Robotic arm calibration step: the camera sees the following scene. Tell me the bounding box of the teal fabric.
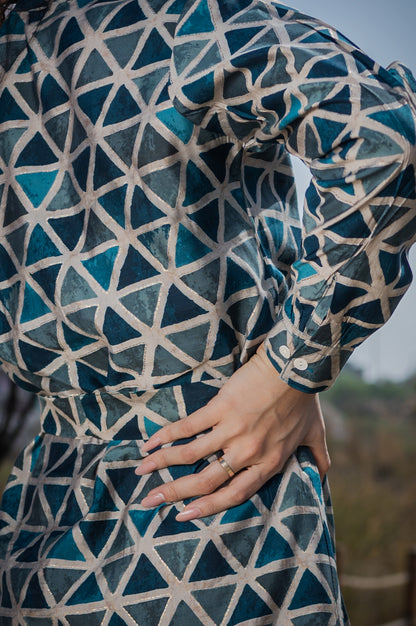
[0,0,415,622]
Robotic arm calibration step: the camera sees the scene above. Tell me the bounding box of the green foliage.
[325,366,416,625]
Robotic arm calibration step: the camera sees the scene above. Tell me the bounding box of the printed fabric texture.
[0,0,415,623]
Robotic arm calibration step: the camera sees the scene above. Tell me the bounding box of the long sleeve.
[169,0,416,392]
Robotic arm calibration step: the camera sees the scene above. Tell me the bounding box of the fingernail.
[176,507,201,522]
[142,437,162,452]
[141,493,165,508]
[135,460,157,475]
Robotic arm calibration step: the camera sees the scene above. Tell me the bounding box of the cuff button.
[294,358,308,371]
[279,345,291,359]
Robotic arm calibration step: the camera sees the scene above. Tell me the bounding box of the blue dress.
[0,0,415,623]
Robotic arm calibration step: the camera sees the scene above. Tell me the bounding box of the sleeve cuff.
[263,315,352,393]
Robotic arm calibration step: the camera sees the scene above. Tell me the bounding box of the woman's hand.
[136,344,330,521]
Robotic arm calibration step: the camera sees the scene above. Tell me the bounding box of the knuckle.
[200,474,220,495]
[241,438,262,462]
[179,419,195,439]
[181,446,198,464]
[163,482,179,503]
[231,487,250,506]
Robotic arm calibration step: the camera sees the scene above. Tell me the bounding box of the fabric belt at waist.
[38,379,224,441]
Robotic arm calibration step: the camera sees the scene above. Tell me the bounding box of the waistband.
[38,379,225,441]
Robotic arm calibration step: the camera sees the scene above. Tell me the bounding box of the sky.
[287,0,416,381]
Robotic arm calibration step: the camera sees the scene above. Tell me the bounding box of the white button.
[294,358,308,371]
[279,345,291,359]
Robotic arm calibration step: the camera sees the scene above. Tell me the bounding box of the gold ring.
[218,456,236,478]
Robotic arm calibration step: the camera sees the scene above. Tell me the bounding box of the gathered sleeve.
[169,0,416,392]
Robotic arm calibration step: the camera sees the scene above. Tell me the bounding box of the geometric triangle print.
[45,110,70,151]
[154,538,200,580]
[228,584,272,626]
[169,600,205,626]
[49,210,85,251]
[46,529,86,562]
[106,523,135,559]
[15,132,58,167]
[32,264,62,304]
[132,28,171,69]
[78,519,117,559]
[81,209,116,253]
[281,513,319,552]
[221,525,263,567]
[180,258,220,305]
[24,320,60,350]
[88,477,118,514]
[118,245,159,289]
[26,224,61,266]
[188,200,219,243]
[183,160,215,207]
[3,186,27,227]
[192,584,236,625]
[151,345,189,376]
[255,527,294,568]
[62,323,96,350]
[288,569,331,610]
[132,67,169,105]
[6,223,28,265]
[57,17,84,57]
[103,307,142,344]
[76,49,112,89]
[61,266,97,306]
[16,170,59,208]
[166,322,210,361]
[142,163,181,208]
[21,572,48,609]
[189,540,235,582]
[153,507,199,538]
[93,145,124,190]
[124,597,169,626]
[224,257,256,301]
[105,467,138,505]
[103,85,141,126]
[123,554,169,595]
[256,567,298,609]
[200,142,233,182]
[77,85,112,125]
[279,472,317,512]
[81,246,119,291]
[105,124,139,168]
[46,171,81,211]
[70,114,88,153]
[120,283,161,327]
[67,572,104,605]
[138,123,178,169]
[105,31,145,68]
[104,2,146,33]
[220,499,261,525]
[175,224,211,267]
[97,184,127,227]
[161,284,207,327]
[102,554,133,593]
[21,282,51,322]
[44,567,86,604]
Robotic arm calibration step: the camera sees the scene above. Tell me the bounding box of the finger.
[308,441,331,481]
[175,464,270,521]
[141,401,220,452]
[140,457,235,508]
[135,429,224,475]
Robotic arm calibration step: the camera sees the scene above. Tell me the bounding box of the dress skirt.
[0,378,347,625]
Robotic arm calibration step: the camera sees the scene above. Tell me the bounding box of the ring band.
[218,456,236,478]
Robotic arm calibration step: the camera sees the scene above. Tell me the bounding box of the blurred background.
[1,0,415,624]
